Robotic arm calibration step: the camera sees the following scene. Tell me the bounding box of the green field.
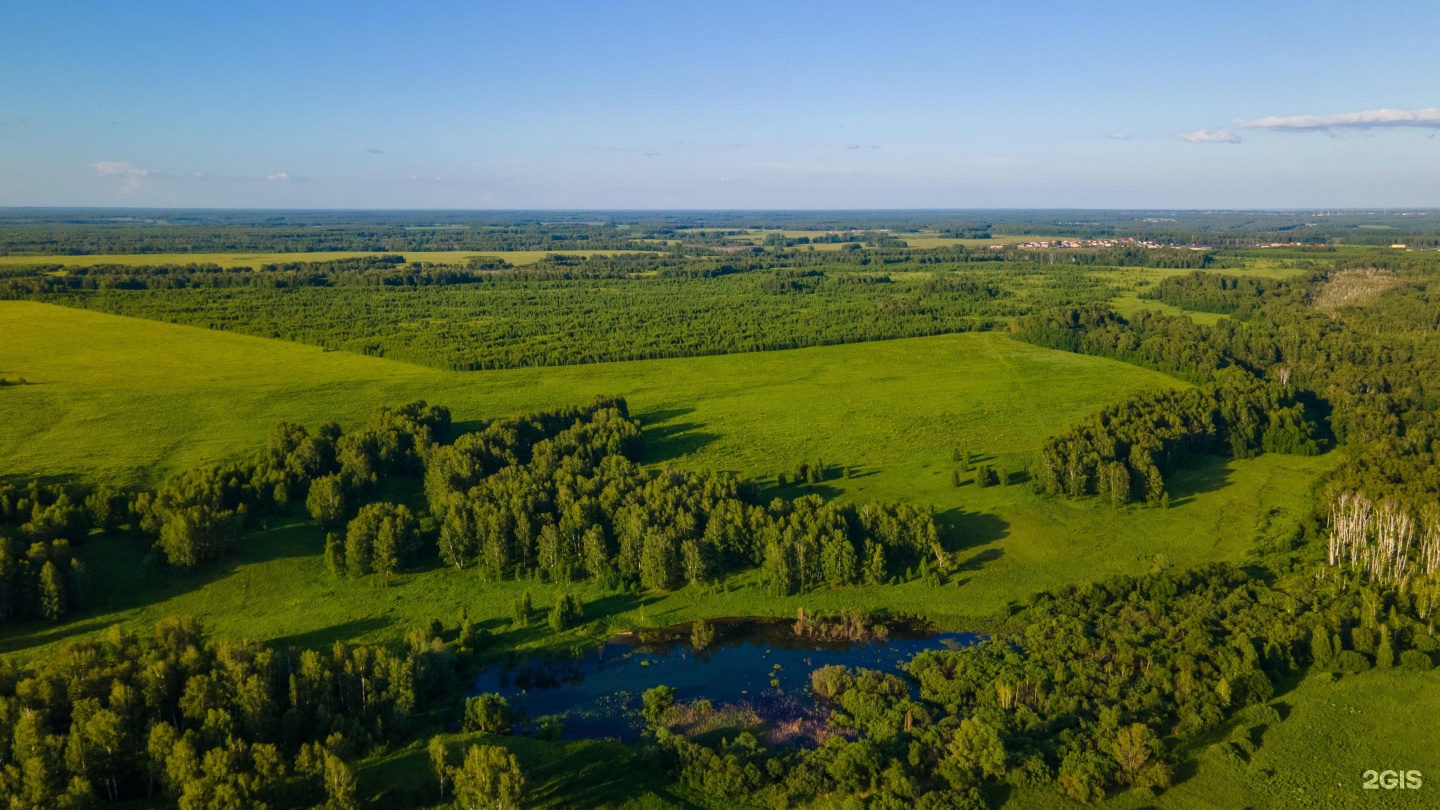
[0,249,635,268]
[0,301,1335,657]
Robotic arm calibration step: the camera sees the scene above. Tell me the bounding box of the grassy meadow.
[0,301,1338,659]
[1001,669,1440,810]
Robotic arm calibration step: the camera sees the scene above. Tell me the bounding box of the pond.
[470,617,983,743]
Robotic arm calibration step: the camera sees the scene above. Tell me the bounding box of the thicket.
[0,615,466,807]
[426,400,943,593]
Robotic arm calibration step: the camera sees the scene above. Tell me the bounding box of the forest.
[4,213,1440,808]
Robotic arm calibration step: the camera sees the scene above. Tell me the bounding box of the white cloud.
[91,161,149,190]
[1236,107,1440,131]
[1174,130,1241,144]
[92,161,148,177]
[267,172,290,181]
[1108,132,1133,140]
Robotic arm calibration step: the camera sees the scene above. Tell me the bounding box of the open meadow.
[2,300,1341,659]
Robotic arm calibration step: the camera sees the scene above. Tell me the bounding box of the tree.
[691,619,715,652]
[306,475,347,528]
[1110,723,1156,783]
[548,592,584,632]
[641,685,676,729]
[321,752,357,810]
[39,560,67,621]
[457,610,478,654]
[428,737,452,802]
[820,534,857,586]
[1376,625,1395,669]
[1311,629,1334,667]
[451,744,524,810]
[640,533,678,591]
[681,539,708,585]
[345,502,418,577]
[940,717,1005,789]
[511,591,532,627]
[463,694,513,734]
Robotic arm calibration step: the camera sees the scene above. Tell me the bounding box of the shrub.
[463,693,513,734]
[1400,649,1434,672]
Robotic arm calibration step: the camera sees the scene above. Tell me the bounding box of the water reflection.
[471,618,982,743]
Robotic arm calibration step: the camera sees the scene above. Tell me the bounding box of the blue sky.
[2,0,1438,209]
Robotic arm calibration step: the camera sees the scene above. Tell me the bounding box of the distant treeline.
[0,221,645,255]
[0,255,520,292]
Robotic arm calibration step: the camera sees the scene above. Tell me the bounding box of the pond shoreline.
[471,613,986,744]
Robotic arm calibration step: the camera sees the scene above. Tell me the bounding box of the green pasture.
[0,302,1336,658]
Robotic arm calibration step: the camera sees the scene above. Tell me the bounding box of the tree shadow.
[1165,454,1237,507]
[450,418,488,435]
[0,616,121,655]
[934,508,1010,553]
[479,590,659,652]
[270,617,395,650]
[638,406,718,464]
[763,481,845,501]
[954,547,1004,572]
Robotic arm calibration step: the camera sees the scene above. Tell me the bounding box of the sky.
[1,0,1438,210]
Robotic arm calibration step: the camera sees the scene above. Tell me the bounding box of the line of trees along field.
[4,252,1136,371]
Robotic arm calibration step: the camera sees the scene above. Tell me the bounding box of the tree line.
[425,400,943,593]
[1033,367,1323,506]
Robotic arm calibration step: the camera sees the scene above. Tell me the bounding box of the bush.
[463,693,513,734]
[548,592,584,632]
[641,685,676,729]
[1335,650,1372,675]
[1400,649,1434,672]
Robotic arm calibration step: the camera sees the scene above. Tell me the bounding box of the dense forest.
[0,252,1134,371]
[14,268,1037,371]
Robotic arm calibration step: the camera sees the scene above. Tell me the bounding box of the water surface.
[471,618,982,742]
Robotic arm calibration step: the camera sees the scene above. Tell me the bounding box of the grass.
[0,302,1338,659]
[1001,669,1440,810]
[0,249,635,268]
[355,732,687,809]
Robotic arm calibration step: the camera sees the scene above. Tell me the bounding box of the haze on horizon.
[2,0,1438,211]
